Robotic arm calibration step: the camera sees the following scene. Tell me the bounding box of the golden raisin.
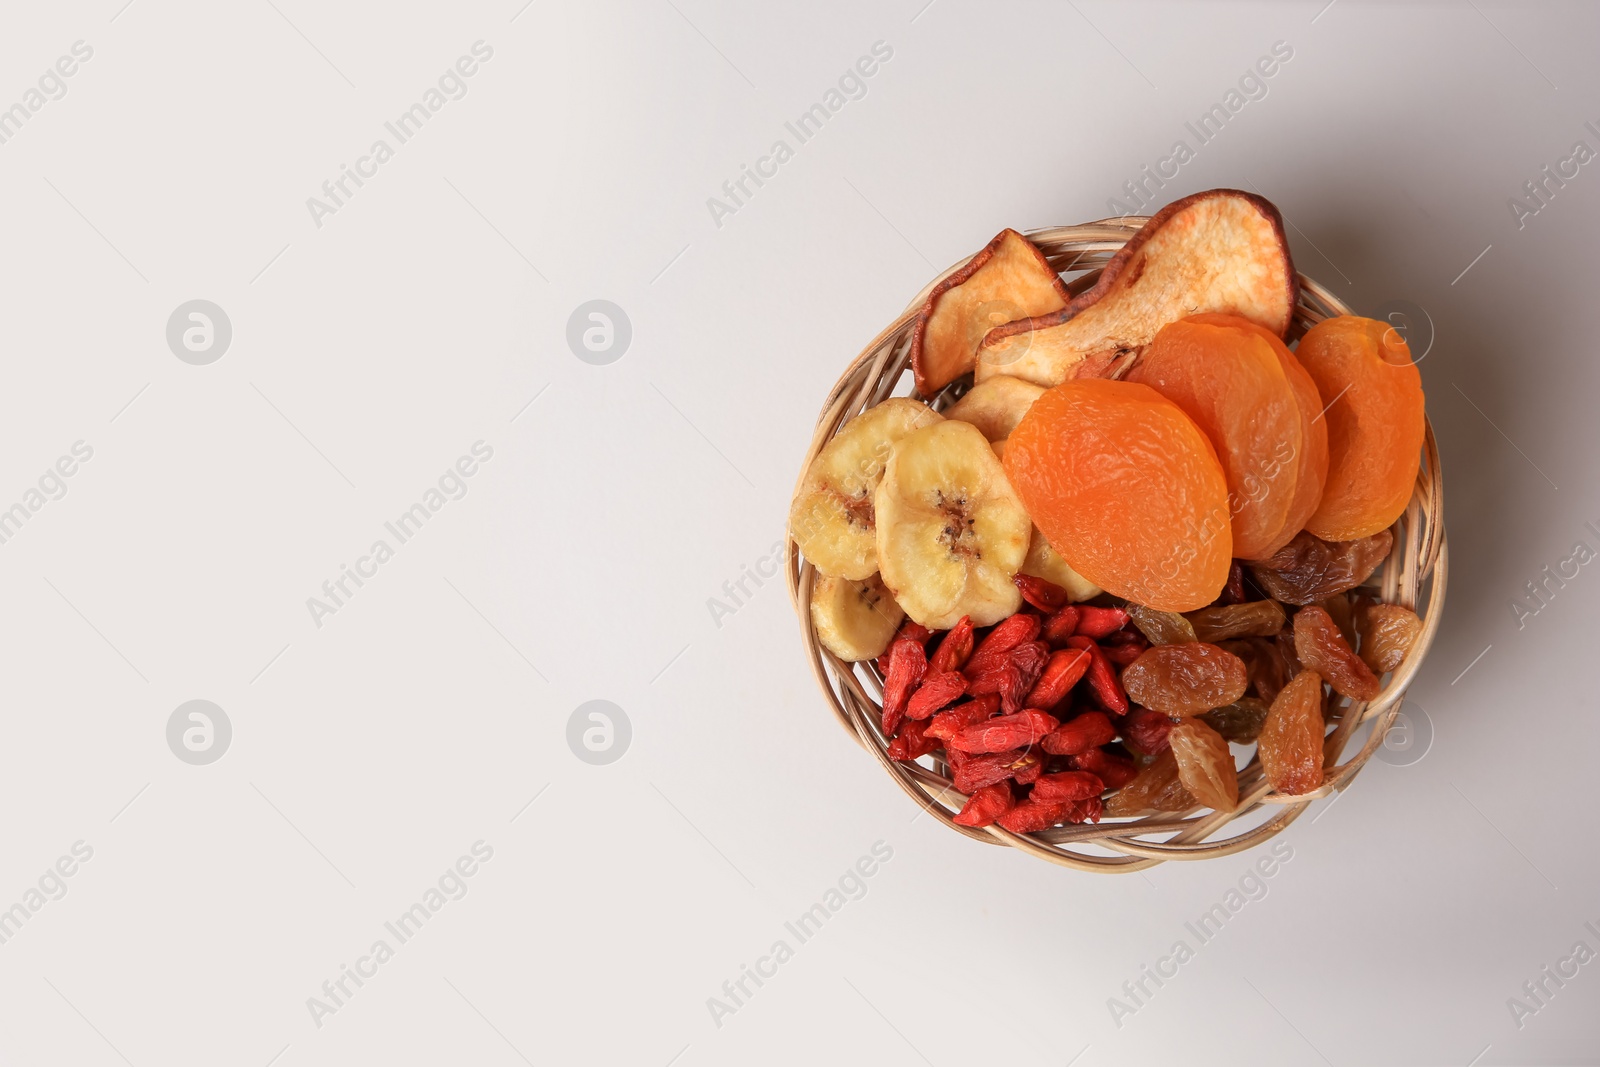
[1121,643,1248,716]
[1259,670,1325,795]
[1104,749,1195,816]
[1199,697,1270,744]
[1185,600,1286,642]
[1357,602,1422,674]
[1168,719,1239,812]
[1249,530,1392,606]
[1294,605,1380,702]
[1127,603,1198,645]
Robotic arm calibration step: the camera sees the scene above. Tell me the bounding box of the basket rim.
[786,219,1447,873]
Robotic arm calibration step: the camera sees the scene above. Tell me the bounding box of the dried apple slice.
[910,229,1070,396]
[976,190,1297,387]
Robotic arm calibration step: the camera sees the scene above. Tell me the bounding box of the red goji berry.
[1041,710,1116,755]
[1025,647,1092,710]
[1069,747,1140,790]
[948,709,1059,754]
[1031,770,1105,803]
[925,695,999,742]
[1011,750,1045,784]
[905,670,968,720]
[1066,637,1128,715]
[1119,707,1174,756]
[1003,640,1051,713]
[886,719,939,761]
[1074,606,1130,640]
[951,781,1015,827]
[996,797,1073,833]
[1041,605,1082,647]
[1061,796,1104,824]
[950,748,1043,792]
[926,616,974,674]
[965,613,1042,677]
[1013,574,1069,612]
[876,621,932,674]
[880,637,927,736]
[1100,641,1144,667]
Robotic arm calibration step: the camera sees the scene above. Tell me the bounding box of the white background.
[0,1,1594,1064]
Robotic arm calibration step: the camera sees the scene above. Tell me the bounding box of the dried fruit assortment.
[794,189,1433,835]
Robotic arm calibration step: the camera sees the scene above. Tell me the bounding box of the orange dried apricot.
[1296,316,1425,541]
[1183,313,1328,556]
[1127,314,1308,560]
[1004,379,1230,612]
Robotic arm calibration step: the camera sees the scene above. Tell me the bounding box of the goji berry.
[927,616,974,674]
[1061,796,1104,824]
[1100,641,1145,667]
[950,748,1027,792]
[925,694,1000,742]
[1041,710,1116,755]
[1066,637,1128,715]
[948,709,1059,754]
[997,797,1073,833]
[1013,574,1069,612]
[877,621,932,674]
[880,637,927,735]
[1119,706,1174,756]
[905,670,968,720]
[1003,640,1051,713]
[965,613,1042,677]
[1041,605,1082,647]
[1031,770,1104,803]
[1074,606,1130,640]
[886,719,939,761]
[951,782,1015,827]
[1025,647,1092,711]
[1011,749,1045,784]
[1069,747,1139,789]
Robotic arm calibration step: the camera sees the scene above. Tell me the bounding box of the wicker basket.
[786,217,1446,873]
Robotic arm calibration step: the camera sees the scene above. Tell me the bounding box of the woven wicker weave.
[786,217,1446,873]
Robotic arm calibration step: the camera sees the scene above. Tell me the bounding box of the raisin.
[1198,697,1270,744]
[1121,643,1248,716]
[1358,602,1422,674]
[1041,710,1116,755]
[1184,600,1286,642]
[1168,719,1239,812]
[1249,529,1392,606]
[952,782,1015,827]
[1104,749,1194,816]
[1031,770,1105,803]
[1294,605,1380,701]
[1259,669,1325,795]
[1220,560,1246,605]
[1118,707,1174,756]
[1127,603,1197,645]
[1322,595,1357,649]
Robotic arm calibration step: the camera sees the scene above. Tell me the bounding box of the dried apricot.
[1259,669,1325,795]
[1004,379,1231,612]
[1293,605,1380,701]
[1357,602,1422,674]
[1296,316,1426,541]
[1121,642,1248,716]
[1169,719,1239,812]
[1184,600,1286,642]
[1127,315,1307,559]
[1104,749,1195,815]
[1249,529,1391,605]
